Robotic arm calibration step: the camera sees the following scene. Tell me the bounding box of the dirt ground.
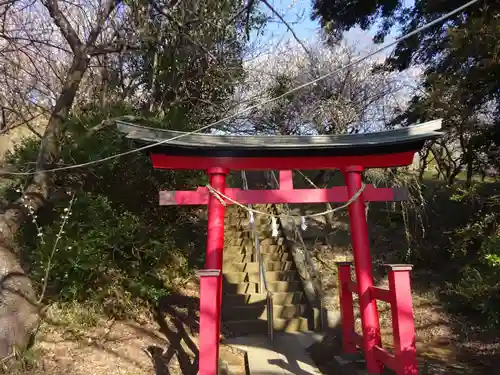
[33,324,244,375]
[10,280,246,375]
[298,207,500,375]
[24,321,245,375]
[8,201,500,375]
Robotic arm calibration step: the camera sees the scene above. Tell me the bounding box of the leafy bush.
[433,182,500,326]
[445,262,500,327]
[5,106,208,318]
[23,191,200,316]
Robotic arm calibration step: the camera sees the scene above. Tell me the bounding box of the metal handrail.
[267,170,326,330]
[241,171,274,340]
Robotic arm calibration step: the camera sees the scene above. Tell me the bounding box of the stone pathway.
[224,332,323,374]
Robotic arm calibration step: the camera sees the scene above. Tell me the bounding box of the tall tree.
[312,0,500,184]
[119,0,259,123]
[0,0,127,360]
[233,39,411,136]
[0,0,259,360]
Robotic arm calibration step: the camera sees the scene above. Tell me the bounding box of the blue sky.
[251,0,416,56]
[235,0,423,135]
[259,0,319,42]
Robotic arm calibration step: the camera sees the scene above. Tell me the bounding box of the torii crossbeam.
[117,119,443,375]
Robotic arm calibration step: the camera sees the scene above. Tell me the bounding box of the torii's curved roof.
[116,119,442,158]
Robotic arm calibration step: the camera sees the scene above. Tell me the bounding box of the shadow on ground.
[148,284,254,375]
[261,171,500,375]
[143,293,200,375]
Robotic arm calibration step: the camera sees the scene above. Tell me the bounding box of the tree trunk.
[0,54,89,360]
[465,141,474,188]
[418,148,430,182]
[448,165,463,186]
[0,209,39,361]
[447,172,456,186]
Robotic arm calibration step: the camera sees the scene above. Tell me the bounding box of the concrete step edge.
[222,303,307,310]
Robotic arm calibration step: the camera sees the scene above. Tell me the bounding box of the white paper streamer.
[300,216,307,231]
[249,210,255,225]
[271,216,279,237]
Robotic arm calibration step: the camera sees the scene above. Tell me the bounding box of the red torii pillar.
[155,162,409,375]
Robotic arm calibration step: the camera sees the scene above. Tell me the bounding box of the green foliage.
[446,185,500,258]
[312,0,495,70]
[5,106,208,318]
[1,0,268,320]
[424,181,500,326]
[370,178,500,326]
[128,0,264,121]
[446,265,500,326]
[313,0,500,182]
[0,6,268,362]
[4,137,40,165]
[312,0,401,44]
[23,191,197,313]
[483,235,500,268]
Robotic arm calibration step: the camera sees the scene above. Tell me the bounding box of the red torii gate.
[117,120,442,375]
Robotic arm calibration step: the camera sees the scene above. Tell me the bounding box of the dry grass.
[6,279,246,375]
[0,120,45,161]
[5,169,499,375]
[296,203,500,374]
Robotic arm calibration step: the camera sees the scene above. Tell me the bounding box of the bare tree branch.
[87,41,140,56]
[260,0,313,61]
[43,0,82,53]
[0,113,42,137]
[85,0,122,47]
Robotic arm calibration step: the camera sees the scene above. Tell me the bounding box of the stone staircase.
[221,204,312,337]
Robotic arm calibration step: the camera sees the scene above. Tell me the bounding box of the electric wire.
[2,0,478,176]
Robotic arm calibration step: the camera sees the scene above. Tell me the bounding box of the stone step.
[226,365,245,375]
[225,225,271,233]
[223,292,305,306]
[223,252,292,264]
[223,317,309,335]
[224,244,253,253]
[272,316,311,332]
[223,270,299,283]
[223,281,301,294]
[228,231,285,240]
[262,237,285,246]
[229,237,285,247]
[227,212,247,218]
[226,220,277,228]
[226,231,251,239]
[225,221,271,229]
[226,218,272,225]
[223,261,295,273]
[222,303,308,320]
[225,244,286,255]
[223,319,268,335]
[228,238,252,247]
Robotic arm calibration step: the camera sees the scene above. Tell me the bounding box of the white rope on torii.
[206,182,366,220]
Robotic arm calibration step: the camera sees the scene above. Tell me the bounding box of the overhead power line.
[3,0,478,176]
